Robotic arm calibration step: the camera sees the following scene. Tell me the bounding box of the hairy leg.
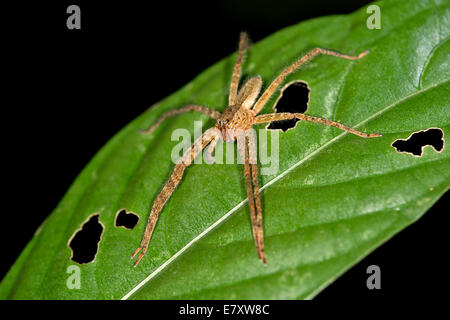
[252,48,369,114]
[205,135,219,164]
[131,127,219,267]
[255,112,381,138]
[229,32,249,106]
[141,105,221,134]
[239,130,266,264]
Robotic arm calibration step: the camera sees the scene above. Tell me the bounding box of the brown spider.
[131,32,381,267]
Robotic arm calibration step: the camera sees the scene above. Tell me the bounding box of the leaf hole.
[267,80,309,132]
[68,214,104,264]
[392,128,444,157]
[115,209,139,230]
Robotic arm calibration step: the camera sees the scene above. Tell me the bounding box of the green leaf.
[1,0,449,299]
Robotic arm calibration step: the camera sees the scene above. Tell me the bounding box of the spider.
[131,32,381,267]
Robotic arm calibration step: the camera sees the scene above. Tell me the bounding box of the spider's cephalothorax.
[132,32,381,267]
[216,76,262,141]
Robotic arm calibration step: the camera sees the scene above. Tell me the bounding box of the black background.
[3,0,448,300]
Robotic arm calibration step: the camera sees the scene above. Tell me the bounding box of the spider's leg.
[238,130,266,264]
[141,105,221,134]
[252,48,369,114]
[248,133,266,263]
[255,113,381,138]
[131,127,219,267]
[205,135,219,164]
[229,32,249,106]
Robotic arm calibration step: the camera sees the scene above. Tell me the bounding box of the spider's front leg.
[131,127,220,267]
[229,32,249,105]
[238,130,266,264]
[141,105,221,134]
[255,113,382,138]
[252,48,369,114]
